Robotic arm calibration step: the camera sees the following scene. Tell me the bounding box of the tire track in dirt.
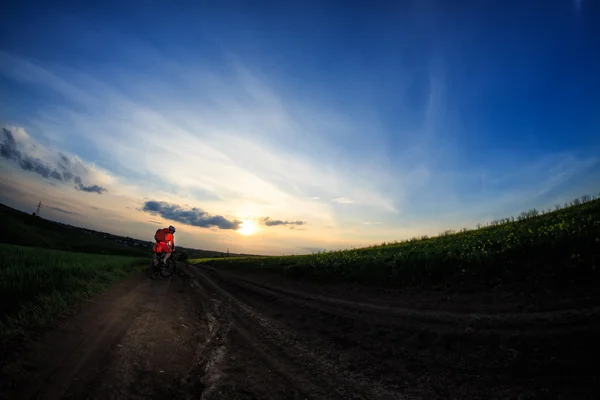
[206,266,600,334]
[185,278,233,399]
[184,265,400,400]
[183,264,600,400]
[0,269,208,400]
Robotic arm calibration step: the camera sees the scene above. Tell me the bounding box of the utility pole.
[34,201,42,217]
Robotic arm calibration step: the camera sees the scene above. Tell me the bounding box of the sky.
[1,0,599,255]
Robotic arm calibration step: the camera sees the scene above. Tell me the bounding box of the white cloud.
[331,197,356,204]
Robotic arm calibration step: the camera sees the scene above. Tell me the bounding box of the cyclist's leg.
[158,242,171,264]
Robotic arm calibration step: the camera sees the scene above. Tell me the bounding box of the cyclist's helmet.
[168,225,176,233]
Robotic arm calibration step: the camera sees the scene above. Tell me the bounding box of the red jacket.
[156,228,175,250]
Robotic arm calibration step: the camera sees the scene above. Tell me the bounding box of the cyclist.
[153,225,176,265]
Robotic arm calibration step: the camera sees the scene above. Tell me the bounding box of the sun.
[238,219,257,235]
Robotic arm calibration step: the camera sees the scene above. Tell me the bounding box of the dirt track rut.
[2,263,599,399]
[0,269,207,399]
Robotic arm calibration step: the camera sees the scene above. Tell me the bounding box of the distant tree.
[581,195,591,203]
[476,223,482,229]
[555,204,561,211]
[572,198,581,206]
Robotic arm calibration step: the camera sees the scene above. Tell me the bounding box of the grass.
[190,196,600,292]
[0,244,147,348]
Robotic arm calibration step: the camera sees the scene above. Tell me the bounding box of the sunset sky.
[1,0,599,255]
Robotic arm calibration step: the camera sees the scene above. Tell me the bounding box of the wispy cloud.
[0,52,402,220]
[331,197,356,204]
[1,126,108,194]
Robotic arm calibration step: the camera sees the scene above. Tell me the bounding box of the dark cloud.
[261,217,306,228]
[142,200,242,230]
[0,128,19,159]
[77,183,107,194]
[1,128,107,194]
[58,153,70,166]
[50,170,62,180]
[74,176,107,194]
[48,206,80,215]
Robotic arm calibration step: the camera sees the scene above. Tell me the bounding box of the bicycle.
[149,250,177,279]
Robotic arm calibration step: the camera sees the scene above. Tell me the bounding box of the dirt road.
[2,263,599,399]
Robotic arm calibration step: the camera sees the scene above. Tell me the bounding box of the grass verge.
[0,244,147,349]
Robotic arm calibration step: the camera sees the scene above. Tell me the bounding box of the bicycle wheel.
[160,258,176,277]
[149,257,160,279]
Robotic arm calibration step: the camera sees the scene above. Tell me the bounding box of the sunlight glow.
[238,219,258,235]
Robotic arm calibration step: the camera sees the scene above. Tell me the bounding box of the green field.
[191,196,600,291]
[0,244,146,347]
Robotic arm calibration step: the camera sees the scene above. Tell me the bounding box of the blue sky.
[1,0,599,254]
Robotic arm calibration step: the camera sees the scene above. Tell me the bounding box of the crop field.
[0,244,146,346]
[193,196,600,292]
